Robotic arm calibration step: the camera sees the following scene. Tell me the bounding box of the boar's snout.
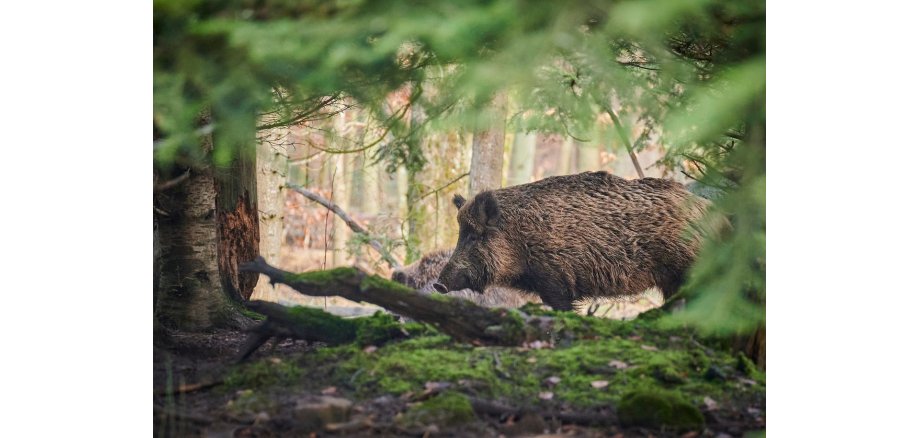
[437,266,478,294]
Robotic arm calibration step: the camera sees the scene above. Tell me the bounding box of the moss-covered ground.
[210,305,765,436]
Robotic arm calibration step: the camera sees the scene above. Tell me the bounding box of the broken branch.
[286,183,401,268]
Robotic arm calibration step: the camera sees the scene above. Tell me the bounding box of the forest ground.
[154,300,765,438]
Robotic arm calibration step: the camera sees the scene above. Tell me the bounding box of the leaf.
[640,345,658,351]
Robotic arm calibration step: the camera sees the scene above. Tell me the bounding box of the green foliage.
[155,0,766,332]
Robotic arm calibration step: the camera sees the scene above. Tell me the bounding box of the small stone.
[640,344,658,351]
[538,391,554,400]
[608,359,629,370]
[544,376,561,386]
[703,396,719,411]
[253,411,270,424]
[590,380,609,389]
[293,395,353,431]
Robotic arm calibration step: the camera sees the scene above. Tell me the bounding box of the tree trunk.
[155,164,252,331]
[507,132,536,186]
[403,104,426,263]
[556,136,574,176]
[214,150,261,302]
[154,110,260,331]
[468,95,507,196]
[251,129,287,301]
[576,139,600,173]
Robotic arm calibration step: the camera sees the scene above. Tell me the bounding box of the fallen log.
[240,257,554,346]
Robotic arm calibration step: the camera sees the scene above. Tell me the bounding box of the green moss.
[225,389,276,416]
[354,311,406,346]
[359,274,415,293]
[262,308,759,426]
[396,391,475,428]
[286,306,358,344]
[285,267,360,286]
[618,389,704,432]
[736,353,766,385]
[357,345,511,396]
[225,358,304,389]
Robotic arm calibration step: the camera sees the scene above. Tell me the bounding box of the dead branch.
[417,172,470,200]
[154,169,191,192]
[240,257,553,346]
[286,183,401,268]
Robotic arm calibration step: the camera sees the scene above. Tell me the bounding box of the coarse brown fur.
[437,171,711,311]
[392,249,540,308]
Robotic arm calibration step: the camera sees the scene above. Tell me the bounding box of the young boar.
[435,171,710,311]
[391,249,539,308]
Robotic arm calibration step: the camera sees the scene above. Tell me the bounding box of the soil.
[154,317,765,437]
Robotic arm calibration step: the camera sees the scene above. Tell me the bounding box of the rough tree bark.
[154,164,253,330]
[214,149,261,302]
[154,114,259,331]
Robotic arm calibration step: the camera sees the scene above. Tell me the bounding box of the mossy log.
[235,300,415,362]
[240,257,554,346]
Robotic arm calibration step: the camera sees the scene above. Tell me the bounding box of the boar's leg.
[537,290,575,311]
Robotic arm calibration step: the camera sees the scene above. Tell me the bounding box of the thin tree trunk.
[251,128,287,301]
[557,136,574,176]
[576,139,600,173]
[468,94,507,196]
[507,132,536,186]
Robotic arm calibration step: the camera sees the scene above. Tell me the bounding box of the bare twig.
[417,172,470,200]
[154,170,191,192]
[286,183,402,268]
[601,106,645,178]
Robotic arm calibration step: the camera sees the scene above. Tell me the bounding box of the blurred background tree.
[154,0,764,345]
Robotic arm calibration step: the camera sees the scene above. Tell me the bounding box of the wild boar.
[435,171,710,310]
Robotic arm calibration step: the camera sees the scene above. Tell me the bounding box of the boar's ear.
[473,191,500,228]
[452,194,467,209]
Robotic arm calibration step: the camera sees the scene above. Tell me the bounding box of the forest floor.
[154,305,765,437]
